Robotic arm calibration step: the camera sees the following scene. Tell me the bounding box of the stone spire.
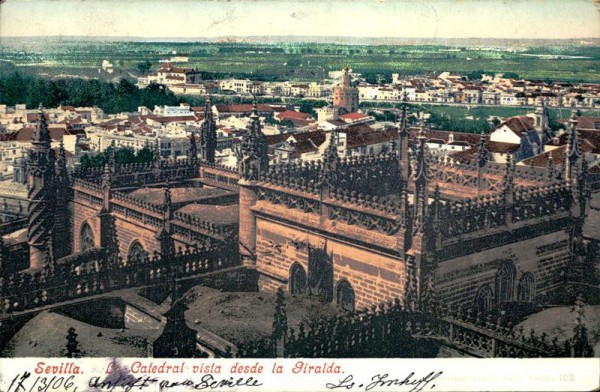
[98,164,118,260]
[107,139,116,166]
[157,180,175,259]
[32,104,51,145]
[477,131,488,168]
[320,130,339,197]
[189,130,198,164]
[101,164,111,212]
[398,92,410,188]
[53,140,71,259]
[239,98,269,182]
[565,102,581,186]
[412,127,428,232]
[153,137,162,169]
[199,96,217,163]
[27,105,55,270]
[534,100,549,154]
[503,154,516,228]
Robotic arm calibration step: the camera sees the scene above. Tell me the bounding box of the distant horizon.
[1,0,599,41]
[2,35,599,46]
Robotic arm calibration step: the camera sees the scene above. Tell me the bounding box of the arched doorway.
[128,241,148,264]
[517,273,535,302]
[80,222,95,251]
[495,261,516,303]
[336,280,355,311]
[289,263,307,295]
[474,284,494,313]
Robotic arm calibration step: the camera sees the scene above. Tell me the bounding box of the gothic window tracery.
[517,272,535,302]
[495,261,516,303]
[474,284,494,313]
[128,240,148,264]
[307,247,333,302]
[80,222,95,251]
[289,263,307,295]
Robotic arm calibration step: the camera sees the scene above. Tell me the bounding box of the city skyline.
[0,0,599,40]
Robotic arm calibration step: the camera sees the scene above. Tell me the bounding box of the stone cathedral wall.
[255,217,406,309]
[435,226,572,309]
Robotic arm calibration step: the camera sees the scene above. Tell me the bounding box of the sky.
[0,0,599,40]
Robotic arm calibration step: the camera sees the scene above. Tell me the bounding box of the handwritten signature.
[326,372,443,392]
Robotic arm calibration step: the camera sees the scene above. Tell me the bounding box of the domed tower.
[332,65,359,114]
[27,105,55,270]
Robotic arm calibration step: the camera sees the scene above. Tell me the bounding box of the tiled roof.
[485,141,521,153]
[339,112,368,121]
[265,130,326,151]
[214,104,274,113]
[0,126,85,142]
[498,116,535,137]
[344,124,397,149]
[276,111,311,121]
[576,117,600,131]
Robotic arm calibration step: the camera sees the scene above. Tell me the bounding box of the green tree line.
[0,73,180,114]
[80,146,154,169]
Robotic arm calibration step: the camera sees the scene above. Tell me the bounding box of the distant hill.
[1,35,599,48]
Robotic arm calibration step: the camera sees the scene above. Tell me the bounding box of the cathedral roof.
[175,203,239,226]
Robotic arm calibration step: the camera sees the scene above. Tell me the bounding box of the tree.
[279,119,295,128]
[503,72,520,80]
[65,327,81,358]
[137,60,152,75]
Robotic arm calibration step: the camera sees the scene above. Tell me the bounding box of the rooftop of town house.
[183,285,343,346]
[496,116,535,137]
[0,126,86,142]
[214,104,274,113]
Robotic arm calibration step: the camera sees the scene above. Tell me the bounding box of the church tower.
[238,100,269,268]
[332,66,359,114]
[199,96,217,163]
[27,105,55,270]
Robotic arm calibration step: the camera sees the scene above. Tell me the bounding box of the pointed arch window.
[474,284,494,314]
[517,273,535,302]
[128,241,148,264]
[307,247,334,302]
[336,280,355,311]
[80,222,95,251]
[289,263,307,295]
[495,262,516,303]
